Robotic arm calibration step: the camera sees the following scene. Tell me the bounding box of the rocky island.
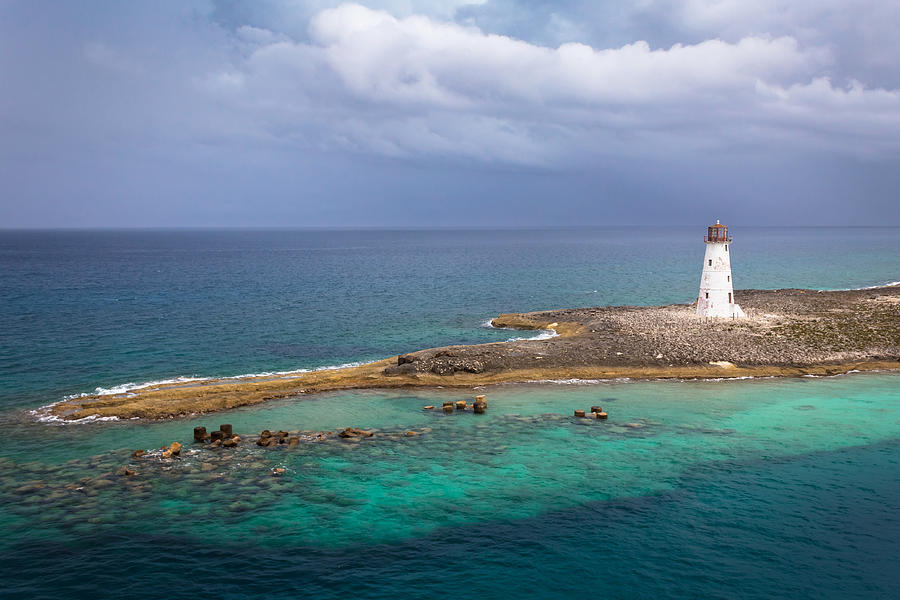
[45,286,899,421]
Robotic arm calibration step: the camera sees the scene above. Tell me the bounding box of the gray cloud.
[1,0,898,227]
[192,3,900,165]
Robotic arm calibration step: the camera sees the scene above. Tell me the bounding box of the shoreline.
[38,360,900,423]
[43,285,900,421]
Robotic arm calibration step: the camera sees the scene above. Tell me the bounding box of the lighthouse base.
[697,299,746,319]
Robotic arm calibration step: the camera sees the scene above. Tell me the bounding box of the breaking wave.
[506,330,560,342]
[846,280,900,291]
[524,378,620,385]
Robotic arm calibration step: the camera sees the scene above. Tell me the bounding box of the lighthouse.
[697,220,746,318]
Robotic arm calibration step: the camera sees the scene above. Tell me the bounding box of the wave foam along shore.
[482,318,562,341]
[42,285,900,422]
[30,362,366,423]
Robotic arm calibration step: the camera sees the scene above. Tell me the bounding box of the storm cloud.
[1,1,898,226]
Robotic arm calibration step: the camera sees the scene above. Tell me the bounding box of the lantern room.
[704,220,732,244]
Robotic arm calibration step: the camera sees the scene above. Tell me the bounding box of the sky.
[1,0,899,227]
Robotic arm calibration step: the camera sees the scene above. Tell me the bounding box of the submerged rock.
[339,427,374,439]
[228,501,253,512]
[13,481,45,495]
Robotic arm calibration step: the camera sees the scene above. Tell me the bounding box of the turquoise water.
[0,228,898,598]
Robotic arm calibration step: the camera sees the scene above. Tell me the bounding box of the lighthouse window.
[725,245,728,251]
[727,275,730,282]
[708,259,712,266]
[728,293,732,303]
[705,293,709,299]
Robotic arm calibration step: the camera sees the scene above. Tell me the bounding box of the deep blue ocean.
[0,227,897,599]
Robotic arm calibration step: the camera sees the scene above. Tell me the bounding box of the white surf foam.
[78,362,367,397]
[483,318,560,341]
[859,280,900,289]
[214,362,364,381]
[523,374,781,386]
[30,404,122,424]
[527,378,610,385]
[82,376,207,398]
[839,280,900,291]
[506,330,560,342]
[802,369,865,379]
[31,362,366,424]
[520,377,633,385]
[699,375,766,382]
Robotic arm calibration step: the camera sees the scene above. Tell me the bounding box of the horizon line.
[3,224,900,232]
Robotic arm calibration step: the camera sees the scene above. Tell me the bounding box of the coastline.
[44,285,900,421]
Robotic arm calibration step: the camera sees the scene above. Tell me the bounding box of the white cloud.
[13,2,900,168]
[308,6,811,105]
[199,3,900,165]
[642,0,900,86]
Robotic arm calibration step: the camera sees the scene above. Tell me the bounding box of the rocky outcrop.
[397,354,418,365]
[385,350,486,376]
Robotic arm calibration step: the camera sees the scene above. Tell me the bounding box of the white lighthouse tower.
[697,220,745,318]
